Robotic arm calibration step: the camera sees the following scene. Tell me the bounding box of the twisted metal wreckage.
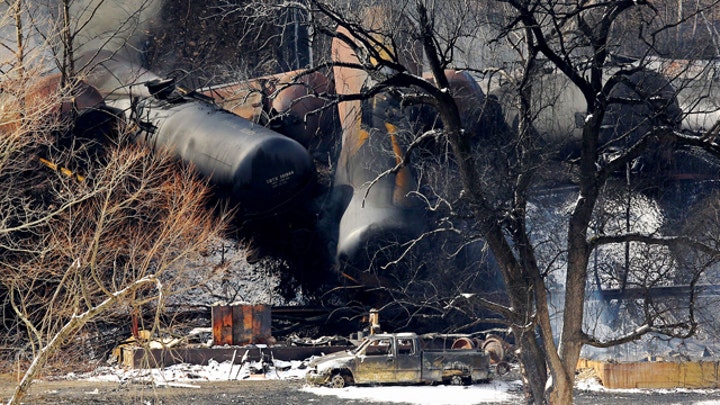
[7,22,720,310]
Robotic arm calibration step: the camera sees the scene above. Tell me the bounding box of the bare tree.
[2,141,228,405]
[221,0,720,403]
[0,3,231,404]
[0,78,230,401]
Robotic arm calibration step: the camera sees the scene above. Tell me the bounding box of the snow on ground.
[70,360,720,405]
[302,381,522,405]
[72,358,307,385]
[577,376,720,405]
[70,359,523,403]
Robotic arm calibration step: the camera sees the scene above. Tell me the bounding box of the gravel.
[4,376,720,405]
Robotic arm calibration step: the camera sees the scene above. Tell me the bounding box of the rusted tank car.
[331,21,424,265]
[201,70,336,149]
[1,73,122,176]
[0,73,110,134]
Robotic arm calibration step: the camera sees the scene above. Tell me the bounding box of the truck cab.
[350,333,422,384]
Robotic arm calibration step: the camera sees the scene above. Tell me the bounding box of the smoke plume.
[0,0,164,74]
[70,0,164,65]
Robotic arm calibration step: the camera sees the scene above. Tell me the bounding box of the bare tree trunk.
[549,112,602,405]
[8,277,159,405]
[515,327,548,404]
[12,0,24,71]
[61,0,74,83]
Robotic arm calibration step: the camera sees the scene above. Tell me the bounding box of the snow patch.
[71,361,522,404]
[72,358,308,384]
[302,380,522,405]
[577,376,720,398]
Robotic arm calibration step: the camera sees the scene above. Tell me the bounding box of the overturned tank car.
[82,52,315,217]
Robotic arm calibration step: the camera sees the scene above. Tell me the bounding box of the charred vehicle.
[306,333,491,388]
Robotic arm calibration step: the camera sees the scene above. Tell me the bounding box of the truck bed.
[421,349,490,383]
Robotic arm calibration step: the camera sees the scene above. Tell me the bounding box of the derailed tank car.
[106,80,315,216]
[0,73,122,177]
[201,69,336,150]
[80,51,315,217]
[331,24,425,267]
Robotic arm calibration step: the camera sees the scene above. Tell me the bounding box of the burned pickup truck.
[306,332,492,387]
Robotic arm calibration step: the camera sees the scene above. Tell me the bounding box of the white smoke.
[0,3,52,74]
[69,0,164,65]
[0,0,164,75]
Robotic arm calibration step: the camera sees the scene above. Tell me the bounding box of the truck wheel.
[330,372,350,388]
[449,375,464,386]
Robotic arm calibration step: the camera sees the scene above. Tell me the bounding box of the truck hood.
[308,349,354,370]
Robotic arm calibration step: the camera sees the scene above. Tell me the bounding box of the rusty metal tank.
[331,18,424,265]
[484,65,681,163]
[1,73,122,176]
[0,73,108,134]
[201,69,336,148]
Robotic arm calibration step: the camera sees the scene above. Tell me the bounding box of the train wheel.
[496,361,511,376]
[482,336,506,364]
